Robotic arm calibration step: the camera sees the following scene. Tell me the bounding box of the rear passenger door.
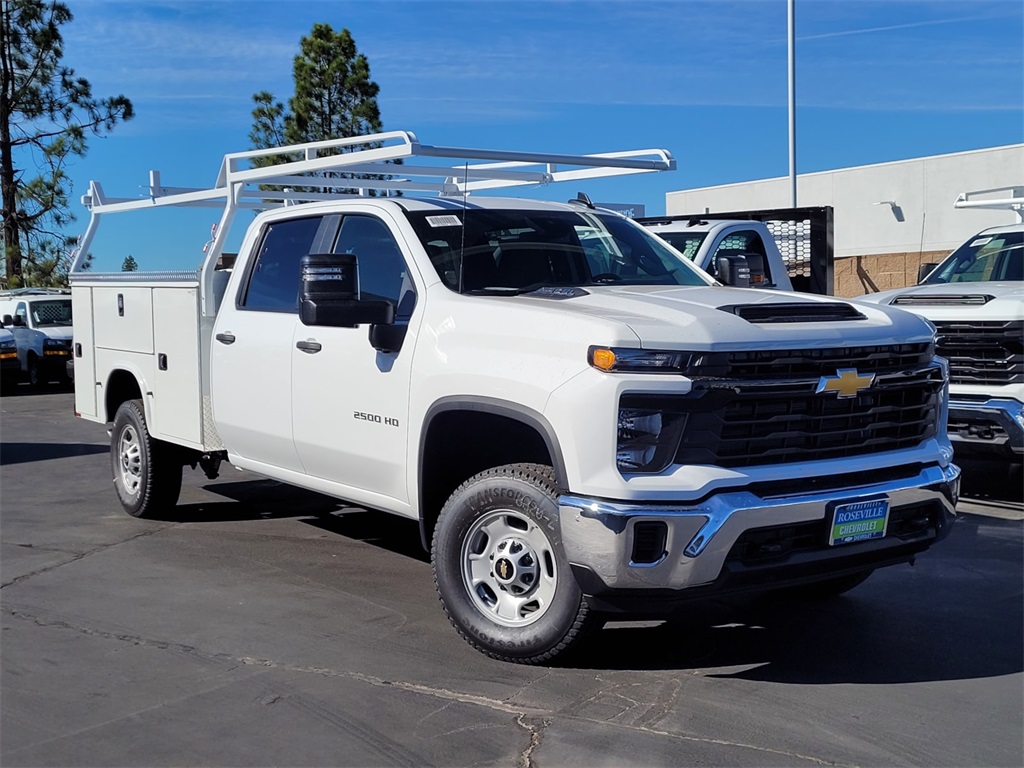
[211,214,332,473]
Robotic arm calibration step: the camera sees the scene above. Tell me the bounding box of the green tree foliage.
[1,0,133,287]
[121,254,138,272]
[248,23,394,194]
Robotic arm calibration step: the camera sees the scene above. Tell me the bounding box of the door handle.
[296,340,322,354]
[215,332,236,345]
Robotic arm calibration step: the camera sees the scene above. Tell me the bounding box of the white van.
[0,288,74,387]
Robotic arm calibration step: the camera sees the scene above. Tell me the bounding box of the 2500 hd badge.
[353,410,399,427]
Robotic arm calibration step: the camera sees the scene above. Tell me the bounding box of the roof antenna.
[569,191,595,209]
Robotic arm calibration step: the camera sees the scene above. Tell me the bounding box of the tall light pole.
[788,0,797,207]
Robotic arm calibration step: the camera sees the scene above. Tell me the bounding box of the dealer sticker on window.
[829,498,889,546]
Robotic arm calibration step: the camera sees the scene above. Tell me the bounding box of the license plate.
[829,498,889,546]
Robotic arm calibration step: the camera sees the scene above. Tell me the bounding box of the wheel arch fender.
[103,367,149,423]
[416,396,568,550]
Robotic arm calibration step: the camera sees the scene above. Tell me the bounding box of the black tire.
[431,463,600,664]
[783,569,874,600]
[27,355,41,389]
[111,399,183,518]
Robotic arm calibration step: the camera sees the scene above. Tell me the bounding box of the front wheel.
[111,399,182,518]
[27,356,42,389]
[432,463,600,664]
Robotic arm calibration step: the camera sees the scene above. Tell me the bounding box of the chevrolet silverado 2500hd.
[69,131,960,663]
[858,188,1023,460]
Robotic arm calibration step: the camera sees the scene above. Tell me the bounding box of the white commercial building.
[665,144,1023,297]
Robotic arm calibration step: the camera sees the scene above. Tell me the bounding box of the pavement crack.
[0,611,851,767]
[1,526,174,589]
[515,713,549,768]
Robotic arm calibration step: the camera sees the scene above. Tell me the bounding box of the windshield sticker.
[426,215,463,228]
[970,237,993,247]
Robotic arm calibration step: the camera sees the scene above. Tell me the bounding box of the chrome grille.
[933,320,1024,386]
[624,345,944,469]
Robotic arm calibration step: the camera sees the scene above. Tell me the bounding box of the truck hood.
[39,326,74,341]
[512,285,934,348]
[855,282,1024,322]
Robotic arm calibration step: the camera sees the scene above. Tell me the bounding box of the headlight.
[44,338,65,348]
[0,339,15,350]
[589,346,700,373]
[617,396,688,473]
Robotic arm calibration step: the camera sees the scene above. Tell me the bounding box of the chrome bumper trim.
[558,464,960,592]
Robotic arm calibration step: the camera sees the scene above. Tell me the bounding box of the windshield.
[30,299,73,327]
[922,230,1023,284]
[405,208,710,293]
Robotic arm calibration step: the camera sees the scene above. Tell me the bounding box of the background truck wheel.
[111,399,182,518]
[27,356,41,388]
[431,463,600,664]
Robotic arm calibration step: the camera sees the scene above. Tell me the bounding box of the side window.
[333,215,413,316]
[15,302,28,326]
[242,216,323,312]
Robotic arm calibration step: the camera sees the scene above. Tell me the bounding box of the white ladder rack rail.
[953,186,1024,222]
[70,130,675,315]
[71,129,674,253]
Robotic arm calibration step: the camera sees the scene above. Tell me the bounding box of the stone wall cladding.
[835,250,949,297]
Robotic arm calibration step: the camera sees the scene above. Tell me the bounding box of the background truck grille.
[933,320,1024,386]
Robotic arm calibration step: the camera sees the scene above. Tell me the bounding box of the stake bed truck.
[70,131,960,663]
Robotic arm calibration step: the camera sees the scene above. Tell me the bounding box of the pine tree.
[248,24,393,194]
[1,0,133,286]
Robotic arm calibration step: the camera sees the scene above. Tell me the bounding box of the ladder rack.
[954,186,1024,222]
[71,129,675,274]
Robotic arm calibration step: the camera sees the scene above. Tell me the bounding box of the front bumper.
[559,463,960,610]
[947,398,1024,456]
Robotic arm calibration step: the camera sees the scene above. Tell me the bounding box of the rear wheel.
[432,463,600,664]
[111,399,182,518]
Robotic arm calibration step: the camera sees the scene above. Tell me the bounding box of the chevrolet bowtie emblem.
[816,368,875,398]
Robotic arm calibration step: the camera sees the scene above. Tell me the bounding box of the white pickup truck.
[858,188,1023,461]
[637,209,832,294]
[69,131,960,663]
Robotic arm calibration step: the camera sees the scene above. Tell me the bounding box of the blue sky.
[54,0,1023,271]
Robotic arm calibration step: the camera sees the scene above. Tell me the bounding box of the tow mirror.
[2,314,13,326]
[299,253,394,328]
[917,263,938,284]
[716,254,751,288]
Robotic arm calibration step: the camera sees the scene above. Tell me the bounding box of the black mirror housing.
[299,253,395,328]
[717,254,751,288]
[917,263,938,284]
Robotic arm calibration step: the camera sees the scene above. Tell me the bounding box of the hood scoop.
[719,302,866,324]
[891,294,994,306]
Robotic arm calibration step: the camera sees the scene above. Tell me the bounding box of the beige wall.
[835,249,949,298]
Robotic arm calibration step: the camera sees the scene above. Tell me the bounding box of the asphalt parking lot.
[2,388,1022,768]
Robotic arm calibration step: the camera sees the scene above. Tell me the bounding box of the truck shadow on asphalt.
[571,515,1022,682]
[153,475,1020,684]
[156,478,430,561]
[0,441,108,465]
